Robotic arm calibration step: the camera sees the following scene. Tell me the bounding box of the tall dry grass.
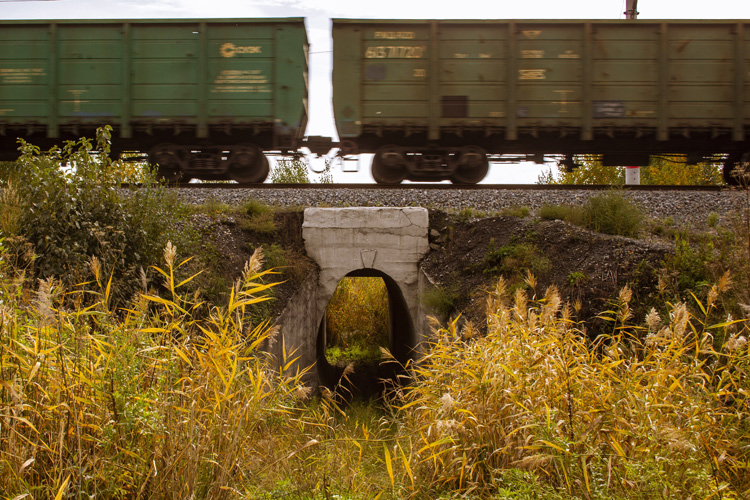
[2,234,748,499]
[393,274,750,499]
[0,243,308,499]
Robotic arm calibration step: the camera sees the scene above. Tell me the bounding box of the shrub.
[270,158,310,183]
[580,191,644,237]
[6,127,183,304]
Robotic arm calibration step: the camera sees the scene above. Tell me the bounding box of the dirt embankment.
[421,212,672,334]
[194,209,672,333]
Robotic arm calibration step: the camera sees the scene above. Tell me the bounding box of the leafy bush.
[4,127,182,304]
[270,158,310,183]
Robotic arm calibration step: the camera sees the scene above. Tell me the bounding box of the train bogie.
[0,18,309,182]
[332,19,750,184]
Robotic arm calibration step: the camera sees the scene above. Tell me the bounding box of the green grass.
[539,192,644,237]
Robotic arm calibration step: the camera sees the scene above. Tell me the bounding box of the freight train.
[1,18,750,184]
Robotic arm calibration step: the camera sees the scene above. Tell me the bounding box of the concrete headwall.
[273,207,431,387]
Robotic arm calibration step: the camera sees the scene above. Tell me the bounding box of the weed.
[239,211,277,234]
[399,277,749,498]
[661,233,713,297]
[707,211,720,228]
[538,203,582,223]
[567,270,588,286]
[453,207,485,223]
[421,285,460,318]
[326,344,384,367]
[264,243,289,270]
[242,198,272,217]
[483,238,551,279]
[500,205,531,218]
[0,243,307,499]
[199,196,232,215]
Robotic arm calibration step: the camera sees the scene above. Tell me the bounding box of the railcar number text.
[365,46,426,58]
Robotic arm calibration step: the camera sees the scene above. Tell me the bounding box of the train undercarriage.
[370,145,490,184]
[366,144,750,186]
[148,143,270,183]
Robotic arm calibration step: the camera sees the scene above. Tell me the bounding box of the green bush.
[421,285,460,318]
[270,158,310,183]
[581,191,644,237]
[6,127,182,304]
[538,203,582,223]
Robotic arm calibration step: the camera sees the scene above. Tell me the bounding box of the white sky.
[3,0,750,183]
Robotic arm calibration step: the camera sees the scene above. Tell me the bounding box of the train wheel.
[372,146,406,184]
[450,146,489,184]
[723,153,750,186]
[228,146,268,183]
[150,144,185,183]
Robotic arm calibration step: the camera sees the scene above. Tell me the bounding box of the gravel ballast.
[173,186,748,227]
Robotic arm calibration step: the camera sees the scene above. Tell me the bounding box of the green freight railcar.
[332,19,750,184]
[0,18,309,182]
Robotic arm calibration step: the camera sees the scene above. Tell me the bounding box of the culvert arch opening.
[316,268,416,399]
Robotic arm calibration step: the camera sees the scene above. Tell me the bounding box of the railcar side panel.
[332,19,750,161]
[0,18,308,160]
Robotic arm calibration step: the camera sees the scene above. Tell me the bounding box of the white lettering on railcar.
[365,46,427,58]
[522,30,542,39]
[413,69,426,77]
[519,69,546,80]
[559,50,580,59]
[213,69,270,93]
[0,68,46,84]
[522,50,544,59]
[374,31,416,39]
[221,43,262,58]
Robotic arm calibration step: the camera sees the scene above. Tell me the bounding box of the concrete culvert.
[316,269,417,400]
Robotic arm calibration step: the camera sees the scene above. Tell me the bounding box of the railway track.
[138,182,745,230]
[152,182,729,191]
